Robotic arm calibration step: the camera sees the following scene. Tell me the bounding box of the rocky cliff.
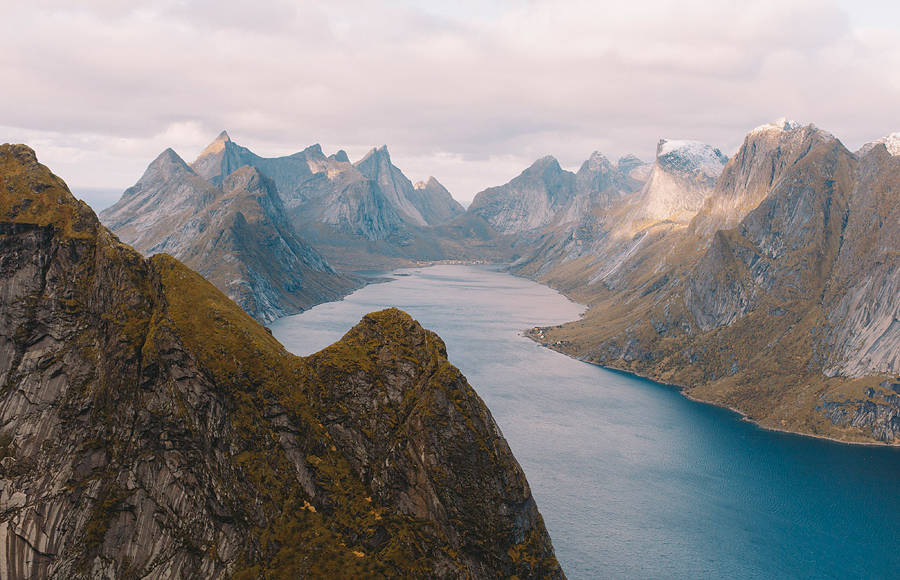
[0,144,564,578]
[101,149,356,323]
[355,147,464,227]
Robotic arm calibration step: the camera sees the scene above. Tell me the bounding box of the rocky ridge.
[0,144,564,578]
[101,148,356,323]
[521,121,900,444]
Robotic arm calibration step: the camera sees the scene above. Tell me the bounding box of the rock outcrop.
[0,144,564,579]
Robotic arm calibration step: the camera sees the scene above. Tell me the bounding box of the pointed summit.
[617,154,645,172]
[150,148,192,172]
[859,132,900,157]
[414,176,443,190]
[198,130,232,158]
[356,145,391,167]
[579,151,611,173]
[406,176,464,225]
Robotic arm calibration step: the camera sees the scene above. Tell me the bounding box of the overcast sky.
[2,0,899,208]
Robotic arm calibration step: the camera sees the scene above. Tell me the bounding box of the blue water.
[270,265,900,579]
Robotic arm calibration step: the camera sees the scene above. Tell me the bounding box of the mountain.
[101,149,356,323]
[856,132,900,157]
[468,156,579,235]
[821,142,900,379]
[0,144,564,578]
[190,130,327,201]
[411,176,466,225]
[186,133,474,269]
[500,140,726,283]
[689,119,830,238]
[526,121,900,444]
[628,139,728,227]
[354,146,464,227]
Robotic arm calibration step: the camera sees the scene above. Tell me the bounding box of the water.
[270,265,900,579]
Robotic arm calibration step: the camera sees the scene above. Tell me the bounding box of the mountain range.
[0,144,564,578]
[519,120,900,444]
[98,120,899,445]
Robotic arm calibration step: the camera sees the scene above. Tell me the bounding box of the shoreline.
[529,335,900,449]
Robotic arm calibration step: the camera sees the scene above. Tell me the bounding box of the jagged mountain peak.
[581,151,612,171]
[655,139,728,179]
[617,154,645,170]
[302,143,324,156]
[414,176,442,190]
[749,117,803,135]
[356,144,392,166]
[859,132,900,157]
[197,130,232,158]
[220,164,270,194]
[331,149,350,163]
[529,154,561,169]
[149,147,193,173]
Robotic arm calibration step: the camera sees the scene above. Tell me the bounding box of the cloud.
[1,0,898,204]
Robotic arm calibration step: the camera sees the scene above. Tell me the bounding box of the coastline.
[529,334,900,449]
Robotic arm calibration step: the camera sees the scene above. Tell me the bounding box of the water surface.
[271,265,900,579]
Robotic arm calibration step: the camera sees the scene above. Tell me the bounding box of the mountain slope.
[528,124,900,444]
[0,144,564,579]
[821,143,900,378]
[410,176,466,225]
[101,149,356,323]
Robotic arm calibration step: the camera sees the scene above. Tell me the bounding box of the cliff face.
[101,149,356,323]
[821,144,900,378]
[0,144,564,579]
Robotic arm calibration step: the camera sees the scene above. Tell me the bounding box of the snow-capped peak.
[656,139,728,178]
[876,133,900,156]
[858,132,900,157]
[750,117,802,135]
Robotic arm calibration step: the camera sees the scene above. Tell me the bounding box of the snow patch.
[876,133,900,156]
[749,117,802,135]
[656,139,727,178]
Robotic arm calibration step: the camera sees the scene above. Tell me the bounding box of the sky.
[2,0,899,209]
